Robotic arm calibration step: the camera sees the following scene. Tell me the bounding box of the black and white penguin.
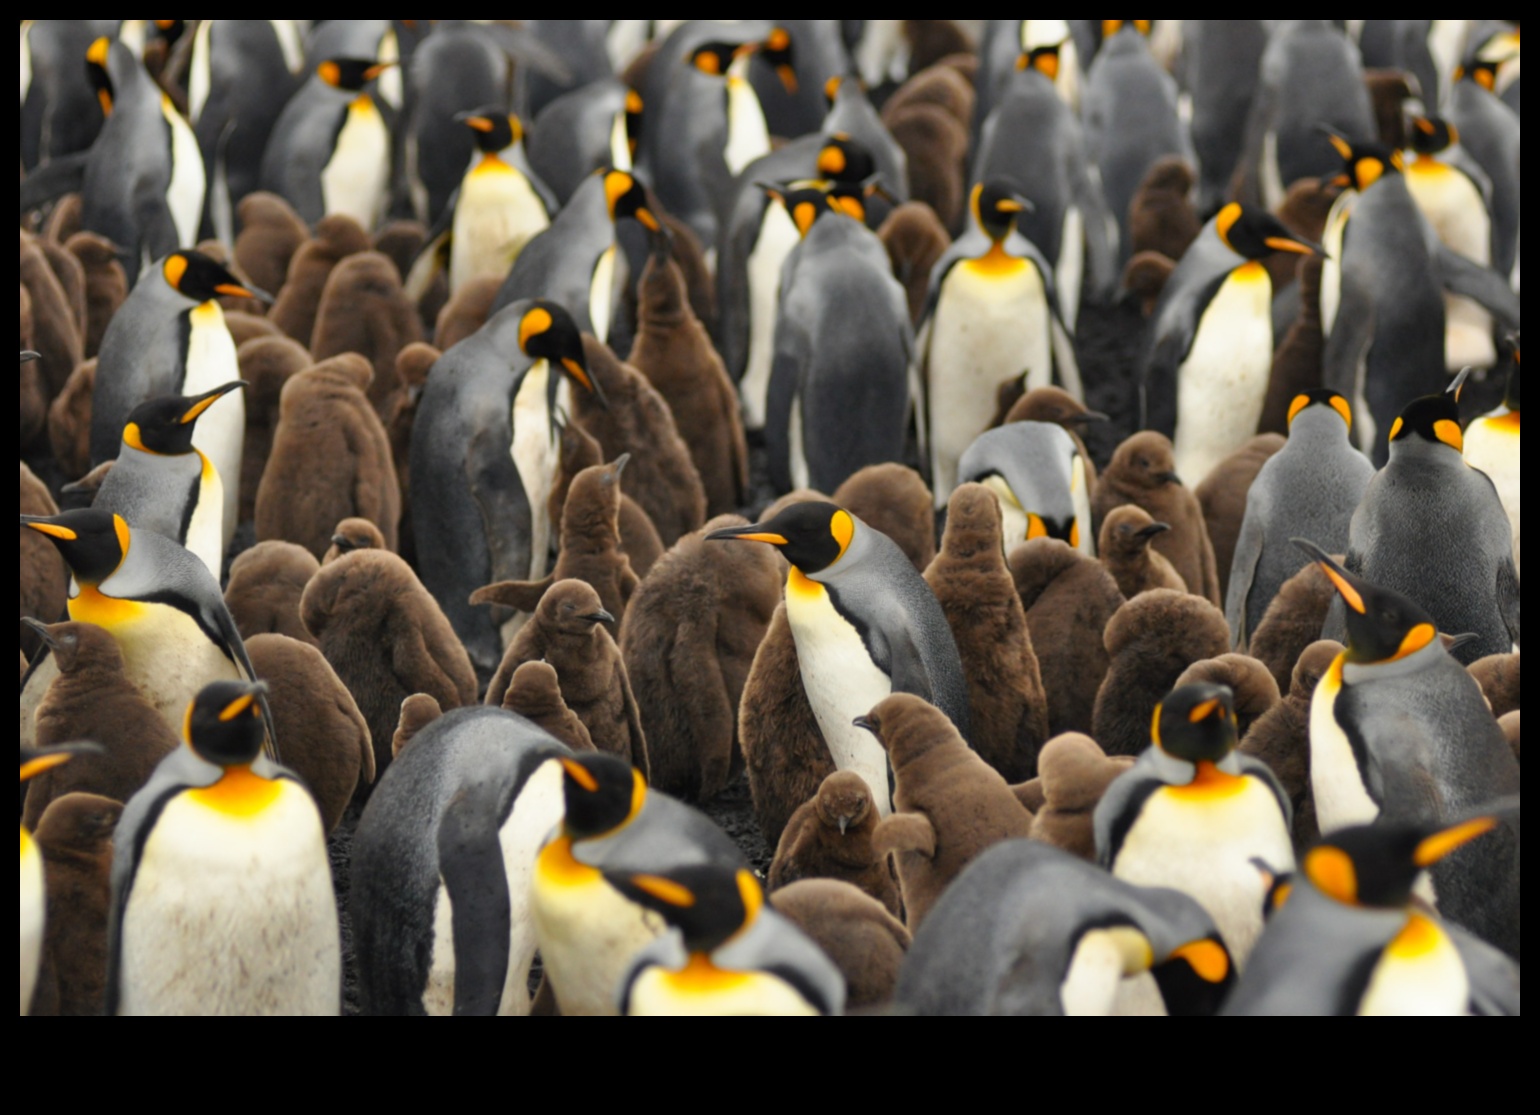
[1464,340,1520,575]
[955,422,1094,553]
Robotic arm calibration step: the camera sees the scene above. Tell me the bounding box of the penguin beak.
[707,523,789,547]
[218,682,270,722]
[180,381,247,425]
[852,715,877,735]
[331,534,356,553]
[1156,471,1182,486]
[20,516,78,542]
[1291,539,1366,614]
[455,111,496,133]
[1443,633,1480,655]
[19,743,102,783]
[582,609,617,626]
[560,356,607,409]
[1170,940,1231,984]
[1067,409,1110,426]
[1136,522,1173,541]
[611,453,632,478]
[363,61,398,81]
[863,177,899,206]
[1414,814,1506,868]
[1264,234,1322,257]
[215,281,274,305]
[20,351,40,364]
[18,617,58,650]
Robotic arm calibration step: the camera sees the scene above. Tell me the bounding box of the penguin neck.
[722,60,771,176]
[1147,745,1244,790]
[1343,637,1444,683]
[1388,437,1461,472]
[971,237,1024,276]
[1287,411,1354,451]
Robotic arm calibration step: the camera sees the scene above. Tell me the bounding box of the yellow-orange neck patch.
[1386,913,1445,960]
[1165,761,1248,803]
[661,953,755,995]
[186,765,282,819]
[538,834,601,887]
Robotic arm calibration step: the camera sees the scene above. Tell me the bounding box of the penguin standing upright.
[91,383,246,578]
[89,251,267,550]
[1464,341,1520,575]
[108,682,338,1016]
[1142,204,1320,487]
[916,181,1080,498]
[955,423,1093,554]
[20,746,95,1017]
[1186,20,1268,216]
[1447,54,1521,285]
[445,110,554,293]
[526,79,641,207]
[20,20,115,171]
[710,502,970,814]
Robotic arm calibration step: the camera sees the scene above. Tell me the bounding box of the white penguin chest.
[510,362,568,586]
[119,778,340,1016]
[1465,413,1520,575]
[1358,914,1469,1017]
[451,157,550,293]
[161,94,205,255]
[1319,197,1354,337]
[608,108,633,172]
[589,244,618,346]
[741,204,800,430]
[20,830,43,1017]
[183,301,243,548]
[723,75,771,176]
[1406,161,1491,263]
[20,22,33,106]
[179,452,226,578]
[1309,660,1382,835]
[628,964,819,1017]
[321,96,390,230]
[187,21,213,125]
[1061,927,1156,1017]
[785,572,895,816]
[1174,262,1274,487]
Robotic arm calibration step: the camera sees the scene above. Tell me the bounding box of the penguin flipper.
[765,322,809,494]
[403,210,455,303]
[873,813,937,860]
[1496,557,1520,648]
[1432,242,1522,331]
[1092,768,1161,868]
[1447,923,1521,1017]
[1225,509,1265,652]
[469,576,557,615]
[1236,755,1294,830]
[438,780,514,1017]
[1049,313,1084,402]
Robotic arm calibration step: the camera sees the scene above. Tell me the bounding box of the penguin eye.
[1136,457,1151,470]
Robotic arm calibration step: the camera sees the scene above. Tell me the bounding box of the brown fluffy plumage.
[20,463,66,659]
[386,343,438,568]
[1261,255,1327,435]
[323,518,386,565]
[503,661,595,754]
[1177,654,1282,740]
[1197,434,1286,603]
[1241,640,1341,851]
[1099,504,1186,600]
[238,336,312,523]
[1020,734,1136,862]
[234,192,309,299]
[270,215,370,345]
[881,61,975,129]
[433,275,500,352]
[769,772,902,919]
[1123,250,1179,318]
[1470,654,1520,720]
[1249,561,1336,696]
[392,694,443,760]
[309,251,423,416]
[1502,711,1519,763]
[884,104,969,235]
[879,202,953,326]
[224,541,321,646]
[20,286,47,449]
[836,465,937,574]
[46,357,95,481]
[63,232,125,359]
[1128,156,1200,262]
[33,793,121,1017]
[771,880,911,1011]
[20,229,82,400]
[550,421,665,580]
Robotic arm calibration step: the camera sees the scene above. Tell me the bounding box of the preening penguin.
[955,422,1092,553]
[107,682,339,1017]
[1464,342,1520,576]
[21,746,97,1017]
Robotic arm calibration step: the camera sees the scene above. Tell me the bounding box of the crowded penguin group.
[18,18,1520,1016]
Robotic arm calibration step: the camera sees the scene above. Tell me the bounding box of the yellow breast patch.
[69,586,146,628]
[1232,260,1268,285]
[1162,761,1251,804]
[20,826,34,860]
[660,954,756,996]
[962,243,1031,280]
[1483,411,1521,436]
[185,765,283,818]
[1387,913,1445,960]
[537,835,602,888]
[471,152,515,179]
[787,568,826,601]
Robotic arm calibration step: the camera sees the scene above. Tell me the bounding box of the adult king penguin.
[1464,340,1520,575]
[89,250,269,552]
[21,745,97,1017]
[955,423,1094,553]
[709,502,969,814]
[1142,203,1320,487]
[1301,544,1520,958]
[445,110,554,294]
[916,181,1081,499]
[107,682,339,1016]
[411,300,605,679]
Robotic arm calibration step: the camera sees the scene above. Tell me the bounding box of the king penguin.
[609,865,846,1016]
[89,250,268,552]
[916,180,1081,499]
[107,682,339,1016]
[1141,203,1320,487]
[91,383,246,579]
[1225,814,1521,1015]
[531,753,746,1017]
[955,422,1094,554]
[709,502,970,814]
[20,745,97,1017]
[1300,543,1520,958]
[1447,53,1521,285]
[19,510,274,758]
[1226,391,1376,650]
[1464,340,1520,576]
[410,299,606,679]
[1095,684,1294,969]
[445,109,554,294]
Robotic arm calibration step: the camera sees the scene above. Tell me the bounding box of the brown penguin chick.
[371,220,428,283]
[37,234,86,340]
[386,342,439,568]
[1259,255,1327,434]
[22,621,178,829]
[20,463,67,659]
[502,661,596,754]
[20,319,48,449]
[1501,711,1519,764]
[768,772,902,919]
[1128,156,1201,262]
[1197,433,1286,602]
[905,21,976,75]
[1261,178,1338,295]
[20,230,83,399]
[310,251,424,416]
[255,353,401,560]
[925,484,1050,782]
[620,515,781,802]
[835,465,938,574]
[1010,540,1126,737]
[238,336,312,523]
[433,275,501,351]
[1248,561,1336,696]
[224,310,282,349]
[246,633,374,831]
[301,550,479,781]
[866,694,1035,929]
[1123,251,1179,318]
[548,421,665,580]
[234,192,309,303]
[1017,734,1136,862]
[770,880,911,1012]
[739,603,834,845]
[1470,654,1520,719]
[626,242,749,518]
[392,694,443,760]
[33,793,122,1018]
[224,541,321,646]
[482,580,649,775]
[270,215,371,345]
[46,358,96,480]
[1093,432,1222,605]
[474,457,640,637]
[1241,640,1341,852]
[1099,505,1186,600]
[41,193,84,245]
[1000,388,1105,494]
[324,518,386,565]
[882,62,975,129]
[1176,654,1282,739]
[573,335,706,546]
[1365,69,1413,150]
[884,103,969,235]
[1091,590,1231,757]
[56,461,112,512]
[63,232,126,359]
[879,202,953,326]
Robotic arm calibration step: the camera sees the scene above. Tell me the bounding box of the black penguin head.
[122,382,246,456]
[1287,389,1354,433]
[517,301,605,406]
[600,169,661,233]
[1101,20,1154,39]
[624,89,644,158]
[1387,371,1468,455]
[456,108,523,153]
[1150,935,1234,1017]
[1152,684,1239,765]
[605,866,762,953]
[759,181,837,237]
[759,27,799,94]
[85,36,119,117]
[317,57,394,93]
[1017,45,1064,79]
[1324,132,1404,192]
[707,501,857,575]
[184,681,269,766]
[1454,54,1504,93]
[1305,811,1510,909]
[20,743,99,786]
[1292,541,1440,666]
[152,19,186,49]
[20,509,128,586]
[817,134,878,188]
[559,754,645,840]
[971,180,1033,242]
[690,40,753,77]
[1408,115,1458,157]
[163,251,270,305]
[1215,204,1320,261]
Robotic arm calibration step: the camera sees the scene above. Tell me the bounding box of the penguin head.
[707,501,857,575]
[122,382,246,456]
[162,251,270,305]
[1292,541,1441,666]
[517,300,606,408]
[690,40,755,78]
[152,19,186,49]
[814,771,874,837]
[184,681,269,767]
[817,134,878,188]
[1304,811,1512,909]
[20,509,128,587]
[1101,20,1154,40]
[85,37,121,117]
[316,57,395,94]
[1017,45,1065,80]
[19,619,117,675]
[456,108,523,154]
[759,181,841,237]
[1454,54,1504,93]
[1323,132,1404,192]
[1100,505,1170,559]
[760,27,799,94]
[600,169,662,233]
[558,753,645,840]
[1109,432,1182,491]
[1287,389,1354,433]
[1408,115,1458,158]
[1214,204,1320,261]
[854,693,959,769]
[624,89,645,159]
[605,865,764,953]
[1152,684,1239,765]
[20,744,99,786]
[1387,370,1468,455]
[971,180,1033,243]
[532,579,616,637]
